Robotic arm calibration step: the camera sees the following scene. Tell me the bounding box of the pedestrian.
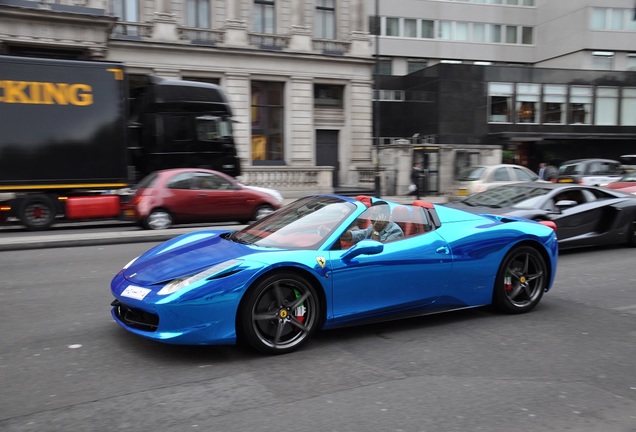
[409,162,422,199]
[538,162,546,180]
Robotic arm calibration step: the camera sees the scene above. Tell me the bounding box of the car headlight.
[157,259,242,295]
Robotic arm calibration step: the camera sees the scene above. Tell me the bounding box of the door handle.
[197,194,207,197]
[436,246,449,255]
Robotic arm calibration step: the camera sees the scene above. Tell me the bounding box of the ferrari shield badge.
[316,256,326,268]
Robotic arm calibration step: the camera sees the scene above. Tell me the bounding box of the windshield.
[457,166,486,181]
[462,185,550,208]
[196,115,233,141]
[559,163,584,176]
[230,196,357,249]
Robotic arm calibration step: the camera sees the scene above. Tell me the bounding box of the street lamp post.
[373,0,381,197]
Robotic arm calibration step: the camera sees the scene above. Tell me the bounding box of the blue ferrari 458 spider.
[111,194,558,354]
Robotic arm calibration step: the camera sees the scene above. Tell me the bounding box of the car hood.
[122,230,263,285]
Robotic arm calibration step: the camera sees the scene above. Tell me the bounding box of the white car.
[556,159,624,187]
[448,164,540,202]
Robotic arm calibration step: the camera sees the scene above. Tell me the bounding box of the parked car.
[110,194,558,354]
[126,168,283,229]
[447,164,540,202]
[556,158,624,186]
[445,182,636,249]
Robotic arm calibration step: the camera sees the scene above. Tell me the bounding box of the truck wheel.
[144,209,173,230]
[19,194,56,231]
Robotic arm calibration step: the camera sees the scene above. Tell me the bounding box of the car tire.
[492,245,547,314]
[144,209,173,230]
[19,194,56,231]
[239,272,321,355]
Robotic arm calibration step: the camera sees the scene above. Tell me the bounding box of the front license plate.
[121,285,151,300]
[124,209,135,217]
[457,189,468,196]
[558,178,574,183]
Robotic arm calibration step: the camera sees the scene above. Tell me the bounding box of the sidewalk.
[0,195,447,251]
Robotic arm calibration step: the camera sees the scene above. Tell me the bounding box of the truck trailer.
[0,55,240,230]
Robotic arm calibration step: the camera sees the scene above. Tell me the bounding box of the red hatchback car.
[128,168,283,229]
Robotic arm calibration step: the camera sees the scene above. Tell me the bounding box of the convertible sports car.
[111,195,558,355]
[445,182,636,250]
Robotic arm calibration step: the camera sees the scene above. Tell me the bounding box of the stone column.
[349,0,371,57]
[151,0,179,42]
[289,0,312,52]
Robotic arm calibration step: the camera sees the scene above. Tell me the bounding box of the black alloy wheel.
[493,245,547,314]
[239,273,320,355]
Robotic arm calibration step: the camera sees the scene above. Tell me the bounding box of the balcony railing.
[111,22,153,40]
[241,166,333,198]
[312,39,351,55]
[178,27,225,45]
[248,33,290,50]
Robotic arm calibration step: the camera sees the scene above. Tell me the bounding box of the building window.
[628,54,636,71]
[111,0,138,21]
[439,21,452,40]
[609,9,625,30]
[421,20,435,39]
[488,82,513,123]
[621,88,636,126]
[404,19,417,38]
[455,22,469,41]
[473,23,486,42]
[253,0,275,34]
[374,90,404,101]
[542,84,566,124]
[592,51,613,70]
[375,58,392,75]
[420,20,435,39]
[251,81,284,163]
[386,17,400,36]
[521,27,533,44]
[315,0,336,39]
[505,25,517,43]
[314,84,343,108]
[569,86,592,124]
[407,59,428,74]
[522,0,534,5]
[591,8,607,30]
[490,24,502,43]
[516,83,540,123]
[185,0,209,28]
[594,87,619,126]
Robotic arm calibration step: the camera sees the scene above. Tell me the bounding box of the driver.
[341,202,404,243]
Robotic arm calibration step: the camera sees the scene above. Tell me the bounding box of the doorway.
[316,130,339,188]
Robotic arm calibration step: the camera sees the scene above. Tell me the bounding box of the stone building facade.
[0,0,377,197]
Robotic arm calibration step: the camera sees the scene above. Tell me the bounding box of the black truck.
[0,55,240,230]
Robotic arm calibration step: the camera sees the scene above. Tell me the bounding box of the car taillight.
[539,220,557,231]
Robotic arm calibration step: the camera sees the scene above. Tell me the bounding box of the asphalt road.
[0,241,635,432]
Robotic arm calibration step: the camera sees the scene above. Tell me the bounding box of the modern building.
[371,0,636,194]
